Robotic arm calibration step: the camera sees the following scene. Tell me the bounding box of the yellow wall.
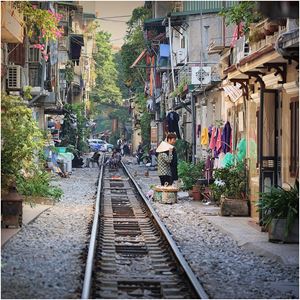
[281,64,299,187]
[246,99,259,220]
[245,63,299,220]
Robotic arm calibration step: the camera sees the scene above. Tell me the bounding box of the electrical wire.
[8,44,20,56]
[97,18,128,23]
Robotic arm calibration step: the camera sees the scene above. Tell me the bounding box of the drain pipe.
[191,93,197,163]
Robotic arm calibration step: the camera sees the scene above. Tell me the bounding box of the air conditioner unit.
[7,65,23,90]
[176,48,187,65]
[29,46,41,63]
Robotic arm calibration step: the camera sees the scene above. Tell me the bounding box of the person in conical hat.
[156,132,177,186]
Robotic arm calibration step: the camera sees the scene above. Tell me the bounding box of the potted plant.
[178,160,204,200]
[211,162,248,216]
[257,184,299,243]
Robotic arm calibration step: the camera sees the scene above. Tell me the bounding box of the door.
[259,89,281,193]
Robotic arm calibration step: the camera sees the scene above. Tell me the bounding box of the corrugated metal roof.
[183,1,235,13]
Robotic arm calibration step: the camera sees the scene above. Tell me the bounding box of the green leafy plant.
[210,162,247,200]
[16,169,63,202]
[178,160,205,191]
[65,61,74,83]
[219,1,263,34]
[175,139,191,162]
[109,129,121,146]
[60,103,89,153]
[92,30,122,105]
[140,111,151,145]
[1,94,45,190]
[14,2,63,61]
[256,185,299,237]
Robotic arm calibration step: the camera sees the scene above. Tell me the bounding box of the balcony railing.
[177,62,221,89]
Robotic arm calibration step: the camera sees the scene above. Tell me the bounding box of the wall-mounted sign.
[191,66,211,85]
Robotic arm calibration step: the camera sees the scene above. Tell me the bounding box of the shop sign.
[191,66,211,85]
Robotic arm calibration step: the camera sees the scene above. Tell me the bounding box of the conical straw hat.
[156,141,174,153]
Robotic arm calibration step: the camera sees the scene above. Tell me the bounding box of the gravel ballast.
[125,160,299,299]
[1,160,299,299]
[1,168,98,299]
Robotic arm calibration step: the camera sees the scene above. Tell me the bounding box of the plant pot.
[192,184,201,201]
[220,196,249,216]
[1,184,23,228]
[263,21,279,36]
[268,219,299,243]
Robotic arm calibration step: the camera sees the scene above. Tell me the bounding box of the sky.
[81,1,144,50]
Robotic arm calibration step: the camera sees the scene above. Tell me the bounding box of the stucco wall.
[186,14,234,63]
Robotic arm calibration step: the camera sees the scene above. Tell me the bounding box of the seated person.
[72,153,84,168]
[107,150,121,169]
[86,151,100,167]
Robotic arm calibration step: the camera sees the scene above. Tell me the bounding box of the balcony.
[1,2,24,43]
[248,19,286,53]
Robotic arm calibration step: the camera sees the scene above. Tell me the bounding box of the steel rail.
[122,161,209,299]
[81,155,104,299]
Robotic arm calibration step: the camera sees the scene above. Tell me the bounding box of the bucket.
[58,152,74,173]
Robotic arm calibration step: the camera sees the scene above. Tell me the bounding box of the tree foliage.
[1,95,45,189]
[60,103,89,153]
[92,30,122,104]
[119,6,151,93]
[219,1,263,33]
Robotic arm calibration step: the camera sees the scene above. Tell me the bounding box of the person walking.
[156,135,175,186]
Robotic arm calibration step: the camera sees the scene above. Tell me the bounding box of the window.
[290,99,299,177]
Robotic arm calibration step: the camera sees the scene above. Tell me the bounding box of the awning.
[130,49,147,68]
[144,13,187,30]
[223,84,243,102]
[224,44,275,75]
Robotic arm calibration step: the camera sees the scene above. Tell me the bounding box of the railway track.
[82,158,208,299]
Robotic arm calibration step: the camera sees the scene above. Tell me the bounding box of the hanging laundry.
[197,125,201,138]
[201,127,209,145]
[167,111,181,139]
[221,121,232,153]
[209,127,217,150]
[205,155,213,180]
[208,125,213,140]
[216,127,223,152]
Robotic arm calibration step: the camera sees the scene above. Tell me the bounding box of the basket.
[153,184,178,204]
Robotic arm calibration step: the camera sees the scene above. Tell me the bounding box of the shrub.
[210,162,247,200]
[1,94,45,190]
[16,169,63,202]
[256,184,299,236]
[178,160,205,190]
